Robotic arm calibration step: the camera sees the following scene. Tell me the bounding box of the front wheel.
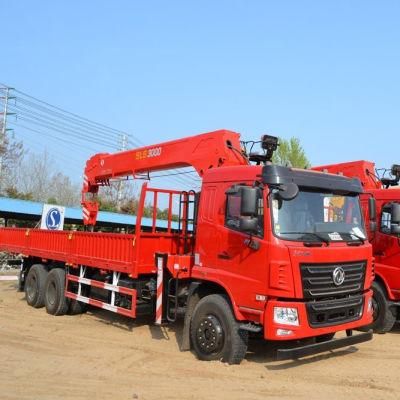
[359,281,396,334]
[190,294,248,364]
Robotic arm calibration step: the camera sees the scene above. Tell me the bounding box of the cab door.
[214,184,268,308]
[374,201,400,292]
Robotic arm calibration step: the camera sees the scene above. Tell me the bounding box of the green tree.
[4,187,33,201]
[47,197,58,205]
[0,131,25,192]
[272,137,310,168]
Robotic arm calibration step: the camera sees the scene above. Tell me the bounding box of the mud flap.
[180,282,201,351]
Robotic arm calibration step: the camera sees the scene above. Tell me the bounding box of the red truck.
[0,130,373,364]
[313,160,400,333]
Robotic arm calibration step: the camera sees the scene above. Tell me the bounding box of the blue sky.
[2,0,400,183]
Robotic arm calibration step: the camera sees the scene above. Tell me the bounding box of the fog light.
[277,329,294,336]
[274,307,299,326]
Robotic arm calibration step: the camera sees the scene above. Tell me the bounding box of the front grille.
[306,295,364,327]
[300,261,366,300]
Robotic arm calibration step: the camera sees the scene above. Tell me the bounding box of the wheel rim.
[26,274,37,301]
[195,315,224,355]
[372,296,379,322]
[47,280,57,306]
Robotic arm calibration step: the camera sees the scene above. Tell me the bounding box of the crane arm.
[82,129,248,225]
[312,161,382,190]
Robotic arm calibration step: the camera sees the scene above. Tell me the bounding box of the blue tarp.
[0,197,173,228]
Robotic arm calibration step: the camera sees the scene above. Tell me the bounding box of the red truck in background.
[0,130,373,364]
[313,161,400,333]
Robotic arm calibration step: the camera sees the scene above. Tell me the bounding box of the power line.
[12,96,129,144]
[9,120,198,188]
[12,132,84,172]
[3,83,201,189]
[8,111,120,150]
[9,102,120,148]
[12,88,127,137]
[8,121,104,155]
[10,91,202,185]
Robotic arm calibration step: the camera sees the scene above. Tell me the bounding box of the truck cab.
[313,160,400,333]
[362,188,400,331]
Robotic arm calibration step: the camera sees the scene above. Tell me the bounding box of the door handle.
[218,251,231,260]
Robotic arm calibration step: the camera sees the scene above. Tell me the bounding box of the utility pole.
[0,85,15,190]
[116,133,128,211]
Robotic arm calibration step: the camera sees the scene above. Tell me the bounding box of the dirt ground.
[1,279,399,400]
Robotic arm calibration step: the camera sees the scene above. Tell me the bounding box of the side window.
[381,204,392,234]
[201,187,216,223]
[225,193,241,229]
[225,190,264,236]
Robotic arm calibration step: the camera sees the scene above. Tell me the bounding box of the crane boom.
[82,129,248,225]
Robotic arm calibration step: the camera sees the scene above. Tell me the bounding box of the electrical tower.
[116,133,128,211]
[0,85,15,189]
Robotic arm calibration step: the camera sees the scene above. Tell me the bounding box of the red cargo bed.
[0,227,185,276]
[0,228,136,273]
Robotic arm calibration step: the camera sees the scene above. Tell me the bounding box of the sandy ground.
[1,280,399,400]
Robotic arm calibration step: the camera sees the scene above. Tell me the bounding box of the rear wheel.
[25,264,48,308]
[68,299,89,315]
[44,268,69,316]
[68,285,90,315]
[190,294,248,364]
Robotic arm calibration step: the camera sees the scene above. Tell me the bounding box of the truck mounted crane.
[0,129,373,364]
[81,129,248,226]
[313,160,400,333]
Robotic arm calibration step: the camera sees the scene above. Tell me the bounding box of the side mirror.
[239,216,259,234]
[391,203,400,224]
[368,197,377,232]
[392,164,400,181]
[368,197,376,221]
[277,182,299,201]
[240,187,260,216]
[391,224,400,235]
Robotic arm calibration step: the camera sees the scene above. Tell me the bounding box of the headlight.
[273,307,299,326]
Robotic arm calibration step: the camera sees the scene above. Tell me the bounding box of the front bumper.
[264,289,373,340]
[276,330,373,361]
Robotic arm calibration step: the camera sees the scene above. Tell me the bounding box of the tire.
[68,285,90,315]
[24,264,48,308]
[17,267,25,292]
[44,268,69,316]
[315,332,335,343]
[190,294,248,364]
[360,281,396,334]
[68,299,89,315]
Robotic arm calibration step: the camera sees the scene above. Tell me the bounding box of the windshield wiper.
[338,232,365,244]
[280,232,330,245]
[302,232,330,245]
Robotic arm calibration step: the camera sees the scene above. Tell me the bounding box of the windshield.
[271,189,366,242]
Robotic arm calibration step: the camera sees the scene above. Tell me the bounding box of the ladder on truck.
[177,190,197,255]
[166,190,197,322]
